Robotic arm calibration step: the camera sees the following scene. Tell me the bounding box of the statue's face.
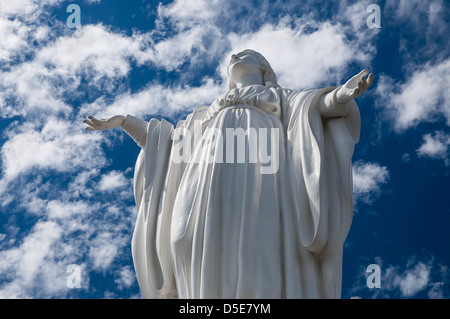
[227,51,263,84]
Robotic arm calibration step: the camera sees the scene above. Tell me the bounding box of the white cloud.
[0,118,105,182]
[46,200,91,221]
[416,131,450,162]
[153,0,378,92]
[150,24,223,71]
[99,171,128,192]
[157,0,217,27]
[0,0,66,70]
[0,10,145,297]
[428,282,445,299]
[0,17,30,62]
[0,0,65,19]
[66,169,100,199]
[89,232,121,271]
[114,266,136,289]
[339,0,374,31]
[386,0,446,32]
[377,58,450,131]
[0,186,136,297]
[153,0,225,69]
[81,77,223,120]
[381,256,444,298]
[18,221,62,282]
[0,0,380,121]
[0,21,222,120]
[376,58,450,166]
[0,221,63,298]
[384,0,449,59]
[352,161,389,204]
[225,18,373,90]
[394,261,431,297]
[0,24,157,118]
[36,25,145,79]
[349,255,448,299]
[2,128,69,180]
[372,1,450,168]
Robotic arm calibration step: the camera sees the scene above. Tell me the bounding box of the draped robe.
[125,85,360,299]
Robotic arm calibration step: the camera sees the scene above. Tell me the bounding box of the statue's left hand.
[336,69,374,104]
[83,115,125,131]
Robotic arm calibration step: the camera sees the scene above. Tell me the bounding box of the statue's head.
[227,49,279,90]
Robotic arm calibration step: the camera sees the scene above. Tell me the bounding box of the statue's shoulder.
[279,87,316,104]
[175,105,209,128]
[193,105,209,113]
[192,105,209,118]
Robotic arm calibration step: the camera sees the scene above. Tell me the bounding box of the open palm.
[83,115,125,131]
[336,69,374,104]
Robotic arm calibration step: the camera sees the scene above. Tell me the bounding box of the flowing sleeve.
[131,118,176,298]
[122,115,149,148]
[282,87,360,253]
[131,106,209,299]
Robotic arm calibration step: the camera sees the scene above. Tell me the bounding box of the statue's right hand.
[83,115,125,131]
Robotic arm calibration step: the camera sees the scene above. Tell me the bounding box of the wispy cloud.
[376,58,450,131]
[349,255,448,299]
[0,117,105,182]
[375,57,450,166]
[98,171,129,192]
[352,160,389,205]
[416,131,450,164]
[372,0,450,169]
[225,19,370,90]
[0,179,137,298]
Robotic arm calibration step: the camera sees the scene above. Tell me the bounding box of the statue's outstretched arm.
[319,69,374,118]
[83,115,148,148]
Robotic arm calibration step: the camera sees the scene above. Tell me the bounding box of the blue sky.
[0,0,449,299]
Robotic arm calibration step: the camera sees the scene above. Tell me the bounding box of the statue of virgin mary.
[84,49,373,299]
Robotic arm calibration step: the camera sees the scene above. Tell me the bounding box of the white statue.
[84,49,373,298]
